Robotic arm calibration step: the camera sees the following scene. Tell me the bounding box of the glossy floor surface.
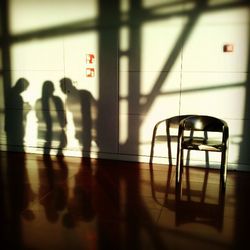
[0,151,249,250]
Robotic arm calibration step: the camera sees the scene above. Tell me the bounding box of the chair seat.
[182,138,224,152]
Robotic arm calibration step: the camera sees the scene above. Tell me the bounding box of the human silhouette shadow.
[62,161,96,229]
[5,152,35,248]
[5,78,31,152]
[38,155,69,223]
[60,77,96,158]
[0,152,7,245]
[35,81,67,155]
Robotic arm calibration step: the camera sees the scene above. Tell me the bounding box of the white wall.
[0,0,249,170]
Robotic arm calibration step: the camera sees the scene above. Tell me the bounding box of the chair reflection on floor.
[175,167,225,231]
[150,164,225,231]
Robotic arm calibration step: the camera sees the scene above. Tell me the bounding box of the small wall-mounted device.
[223,44,234,52]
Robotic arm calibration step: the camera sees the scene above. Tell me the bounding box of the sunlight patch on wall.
[119,26,130,145]
[201,6,249,24]
[141,19,184,73]
[180,73,247,118]
[119,26,130,53]
[11,38,64,70]
[9,0,98,35]
[119,57,129,87]
[10,30,99,155]
[182,25,249,73]
[120,0,130,13]
[181,87,246,119]
[119,57,129,145]
[119,113,129,146]
[10,37,65,106]
[143,0,183,10]
[63,32,99,100]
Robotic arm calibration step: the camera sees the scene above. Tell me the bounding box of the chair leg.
[150,125,157,164]
[176,148,183,185]
[176,139,180,184]
[180,149,184,181]
[220,151,227,189]
[176,150,180,184]
[166,124,173,167]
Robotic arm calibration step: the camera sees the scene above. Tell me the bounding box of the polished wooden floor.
[0,151,249,250]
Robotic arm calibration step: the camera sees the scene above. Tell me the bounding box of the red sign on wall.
[85,54,96,78]
[86,68,95,77]
[86,54,95,64]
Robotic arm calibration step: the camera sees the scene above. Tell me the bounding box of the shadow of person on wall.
[5,78,31,152]
[60,77,97,159]
[35,81,67,156]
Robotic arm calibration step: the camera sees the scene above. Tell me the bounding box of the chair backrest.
[166,115,195,129]
[180,115,228,132]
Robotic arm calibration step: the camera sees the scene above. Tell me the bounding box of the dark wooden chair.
[176,115,229,189]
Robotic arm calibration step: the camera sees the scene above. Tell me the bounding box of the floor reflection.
[1,152,35,248]
[0,151,247,249]
[38,155,68,224]
[175,167,225,232]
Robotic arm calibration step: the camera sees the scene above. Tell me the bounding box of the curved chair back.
[180,115,228,132]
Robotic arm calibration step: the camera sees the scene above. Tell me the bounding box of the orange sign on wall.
[86,68,95,77]
[85,54,96,78]
[86,54,95,64]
